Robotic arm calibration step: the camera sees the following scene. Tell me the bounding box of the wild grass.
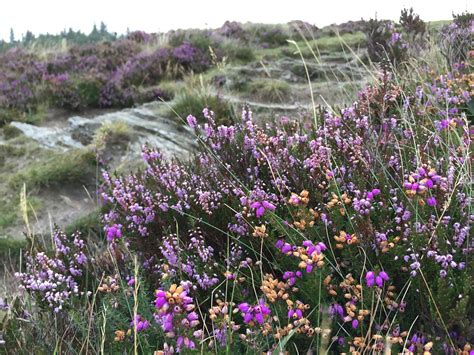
[248,78,291,103]
[91,121,133,151]
[9,148,97,190]
[169,74,235,124]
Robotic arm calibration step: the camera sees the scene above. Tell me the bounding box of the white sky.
[1,0,472,41]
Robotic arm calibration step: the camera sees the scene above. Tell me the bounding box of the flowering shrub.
[0,33,214,118]
[363,19,409,65]
[15,227,89,313]
[438,13,474,68]
[96,59,473,353]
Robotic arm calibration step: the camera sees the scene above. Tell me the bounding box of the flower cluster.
[237,300,271,326]
[97,58,472,353]
[365,271,389,288]
[131,314,149,332]
[15,228,89,313]
[154,283,200,351]
[404,167,444,206]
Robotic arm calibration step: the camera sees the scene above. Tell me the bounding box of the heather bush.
[363,19,409,65]
[0,31,220,118]
[87,61,471,353]
[438,12,473,68]
[15,227,89,313]
[126,30,154,43]
[399,7,426,39]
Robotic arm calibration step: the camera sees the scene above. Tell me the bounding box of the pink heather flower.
[426,197,437,206]
[106,224,122,241]
[186,114,198,128]
[379,271,389,281]
[352,319,359,329]
[131,314,149,332]
[250,200,275,218]
[238,300,271,325]
[155,290,168,310]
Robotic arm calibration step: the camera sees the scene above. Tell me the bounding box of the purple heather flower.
[329,303,344,320]
[250,200,276,218]
[238,299,271,325]
[366,271,388,288]
[106,224,122,241]
[186,114,197,128]
[426,197,437,206]
[131,314,149,332]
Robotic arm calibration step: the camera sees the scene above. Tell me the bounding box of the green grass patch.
[0,103,48,126]
[256,31,366,60]
[249,78,291,103]
[65,210,101,237]
[92,121,133,150]
[0,236,26,256]
[9,148,97,190]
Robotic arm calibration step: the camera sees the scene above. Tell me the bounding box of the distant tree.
[100,21,107,35]
[89,23,101,42]
[9,28,15,43]
[23,30,35,44]
[0,39,8,52]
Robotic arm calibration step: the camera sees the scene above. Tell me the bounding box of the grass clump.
[2,124,23,140]
[9,148,97,190]
[91,121,133,150]
[0,236,26,258]
[64,210,101,237]
[249,78,291,103]
[221,40,256,63]
[170,75,235,125]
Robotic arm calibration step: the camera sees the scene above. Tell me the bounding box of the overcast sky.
[1,0,472,41]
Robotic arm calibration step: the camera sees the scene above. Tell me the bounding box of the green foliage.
[171,92,234,125]
[170,76,235,125]
[0,236,26,257]
[92,121,133,151]
[2,124,23,140]
[249,78,291,103]
[9,148,97,190]
[64,210,101,237]
[0,104,47,126]
[221,40,256,63]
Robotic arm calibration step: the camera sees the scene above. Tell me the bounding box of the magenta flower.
[365,271,375,287]
[106,224,122,241]
[426,197,437,206]
[186,114,197,128]
[250,200,276,218]
[238,299,271,325]
[131,314,149,332]
[365,271,389,288]
[288,308,303,319]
